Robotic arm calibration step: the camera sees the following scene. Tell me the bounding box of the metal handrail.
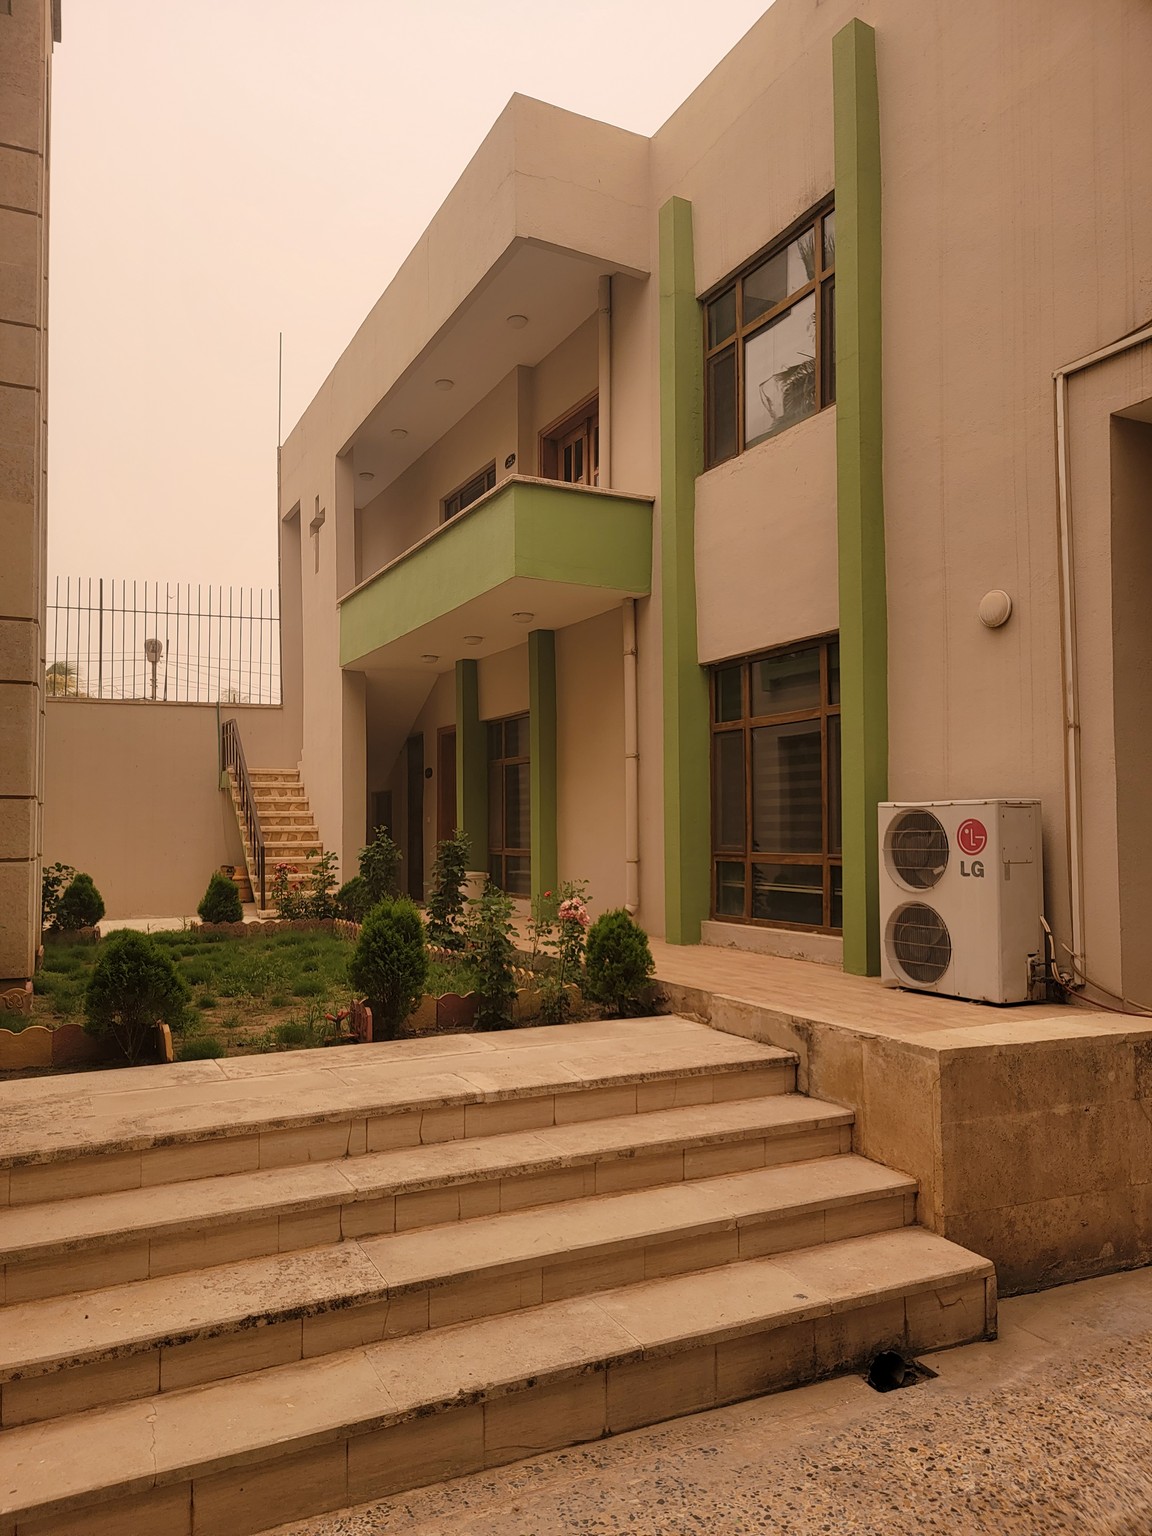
[221,717,266,908]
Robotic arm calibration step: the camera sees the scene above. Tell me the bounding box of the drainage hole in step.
[865,1351,938,1393]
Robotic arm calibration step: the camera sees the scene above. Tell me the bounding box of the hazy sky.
[47,0,772,590]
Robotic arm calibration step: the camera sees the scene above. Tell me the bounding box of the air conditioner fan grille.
[886,809,949,890]
[889,902,952,984]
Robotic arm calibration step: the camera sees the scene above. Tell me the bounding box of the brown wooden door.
[540,397,599,486]
[405,735,424,901]
[437,727,457,843]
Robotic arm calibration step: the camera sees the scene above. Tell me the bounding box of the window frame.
[538,393,599,486]
[702,199,835,469]
[487,713,531,897]
[442,462,497,522]
[709,634,842,933]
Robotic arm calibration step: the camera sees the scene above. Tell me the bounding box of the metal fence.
[46,578,282,704]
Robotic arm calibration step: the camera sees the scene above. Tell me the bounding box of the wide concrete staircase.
[0,1017,995,1536]
[227,766,328,909]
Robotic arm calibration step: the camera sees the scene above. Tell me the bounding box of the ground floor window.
[710,636,842,930]
[488,713,530,896]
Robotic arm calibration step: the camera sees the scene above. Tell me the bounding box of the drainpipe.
[1053,319,1152,982]
[598,275,612,488]
[623,598,640,914]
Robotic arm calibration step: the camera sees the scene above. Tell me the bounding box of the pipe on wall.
[598,274,612,488]
[623,597,640,914]
[1053,319,1152,983]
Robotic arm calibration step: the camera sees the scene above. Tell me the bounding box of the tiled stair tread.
[0,1228,993,1522]
[0,1095,852,1263]
[0,1021,794,1169]
[0,1158,912,1379]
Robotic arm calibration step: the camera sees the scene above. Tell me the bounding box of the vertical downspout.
[598,275,612,487]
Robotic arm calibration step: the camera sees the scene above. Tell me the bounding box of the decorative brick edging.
[0,1020,107,1070]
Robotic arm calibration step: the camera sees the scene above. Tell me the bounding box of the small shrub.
[41,861,76,931]
[85,930,190,1064]
[196,993,218,1010]
[179,1034,225,1061]
[348,897,428,1039]
[359,827,402,906]
[197,871,243,924]
[270,861,306,919]
[56,873,105,931]
[538,881,591,1026]
[585,909,654,1018]
[335,876,371,922]
[463,881,517,1032]
[292,977,325,997]
[426,830,471,950]
[303,850,339,919]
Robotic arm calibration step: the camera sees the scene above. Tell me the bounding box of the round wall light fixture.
[506,314,529,329]
[358,471,375,482]
[978,590,1013,629]
[511,612,535,624]
[390,428,408,441]
[434,378,454,392]
[420,654,439,664]
[463,635,483,646]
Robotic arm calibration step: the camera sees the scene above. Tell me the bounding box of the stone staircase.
[0,1017,995,1535]
[227,766,329,910]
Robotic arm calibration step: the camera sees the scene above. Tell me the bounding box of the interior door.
[405,735,424,901]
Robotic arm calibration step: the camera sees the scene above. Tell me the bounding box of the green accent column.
[455,659,487,861]
[529,628,558,902]
[659,196,710,945]
[833,18,887,975]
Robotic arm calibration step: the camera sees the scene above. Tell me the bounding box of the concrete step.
[0,1228,995,1535]
[0,1094,852,1301]
[0,1020,796,1208]
[0,1159,915,1425]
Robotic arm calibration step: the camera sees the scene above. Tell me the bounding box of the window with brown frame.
[487,714,531,897]
[710,637,842,931]
[443,463,496,521]
[539,396,599,486]
[704,203,835,468]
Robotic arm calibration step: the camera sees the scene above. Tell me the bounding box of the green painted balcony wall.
[339,479,653,667]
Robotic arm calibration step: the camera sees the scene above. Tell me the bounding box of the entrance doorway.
[405,734,424,901]
[437,727,457,843]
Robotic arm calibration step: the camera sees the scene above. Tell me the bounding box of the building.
[277,0,1152,998]
[0,0,60,1007]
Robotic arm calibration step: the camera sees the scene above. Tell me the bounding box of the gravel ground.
[267,1268,1152,1536]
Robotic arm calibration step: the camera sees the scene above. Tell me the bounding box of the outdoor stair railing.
[221,716,266,909]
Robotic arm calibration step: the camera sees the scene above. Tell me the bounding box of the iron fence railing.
[46,578,281,704]
[221,716,266,909]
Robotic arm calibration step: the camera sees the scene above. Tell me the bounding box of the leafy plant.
[538,881,590,1026]
[197,870,243,925]
[463,880,517,1032]
[359,827,402,906]
[270,862,305,919]
[304,850,340,919]
[584,909,654,1018]
[41,861,76,931]
[84,929,190,1064]
[179,1033,225,1061]
[348,897,428,1039]
[56,872,105,931]
[426,830,471,950]
[335,876,371,922]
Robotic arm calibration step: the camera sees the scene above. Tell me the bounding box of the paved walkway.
[267,1264,1152,1536]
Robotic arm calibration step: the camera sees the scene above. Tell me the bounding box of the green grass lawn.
[33,928,357,1059]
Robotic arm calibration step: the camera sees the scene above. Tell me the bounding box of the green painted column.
[455,659,487,863]
[833,18,887,975]
[659,196,710,945]
[529,628,558,902]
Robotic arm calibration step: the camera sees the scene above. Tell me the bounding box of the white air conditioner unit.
[878,799,1044,1004]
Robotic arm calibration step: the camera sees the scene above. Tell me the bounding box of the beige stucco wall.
[42,701,295,917]
[0,0,55,989]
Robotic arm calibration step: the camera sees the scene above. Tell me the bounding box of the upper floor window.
[443,463,496,521]
[704,203,835,469]
[540,396,599,487]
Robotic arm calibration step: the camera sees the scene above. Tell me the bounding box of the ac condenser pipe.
[1053,319,1152,983]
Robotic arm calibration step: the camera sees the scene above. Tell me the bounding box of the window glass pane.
[828,714,842,854]
[752,720,823,853]
[828,641,840,705]
[744,235,814,323]
[706,347,737,467]
[830,865,843,930]
[713,731,746,852]
[821,279,835,406]
[716,861,745,917]
[714,664,743,723]
[751,862,823,925]
[503,855,531,898]
[744,293,817,446]
[504,715,529,758]
[751,647,820,715]
[707,289,736,347]
[504,762,530,852]
[489,852,502,887]
[487,721,502,760]
[488,765,501,848]
[822,210,836,271]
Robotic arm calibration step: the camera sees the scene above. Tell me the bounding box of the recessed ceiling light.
[506,314,529,329]
[358,471,375,481]
[511,612,534,623]
[463,635,483,646]
[390,428,408,441]
[434,378,454,392]
[420,654,439,664]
